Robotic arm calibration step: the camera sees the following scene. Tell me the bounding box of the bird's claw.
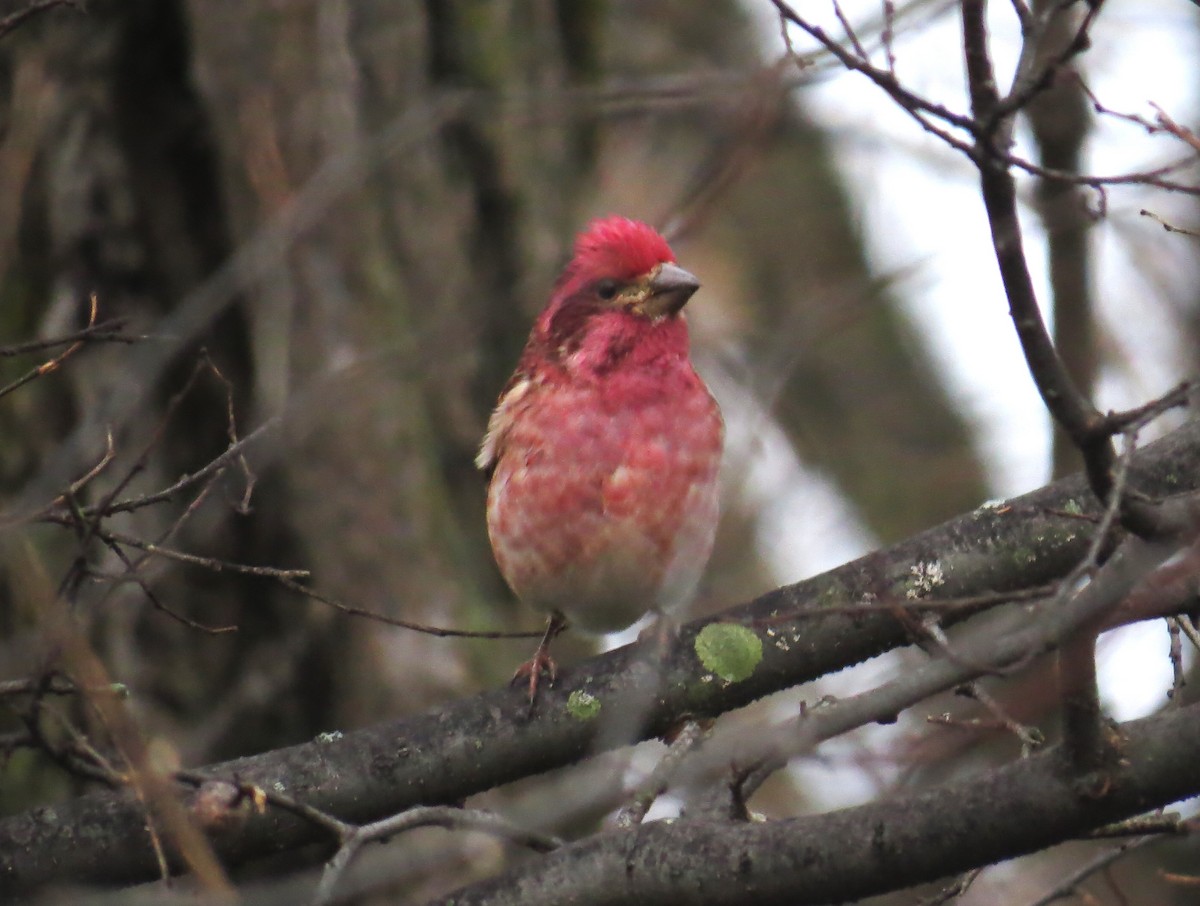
[512,650,558,706]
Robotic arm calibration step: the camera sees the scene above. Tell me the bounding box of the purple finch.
[478,216,723,699]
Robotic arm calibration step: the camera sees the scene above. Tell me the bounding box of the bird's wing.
[476,375,534,477]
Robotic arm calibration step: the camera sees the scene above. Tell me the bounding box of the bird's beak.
[641,262,700,318]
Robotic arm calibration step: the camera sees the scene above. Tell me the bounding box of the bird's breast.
[486,363,722,632]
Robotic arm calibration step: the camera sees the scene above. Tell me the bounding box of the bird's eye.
[595,279,620,301]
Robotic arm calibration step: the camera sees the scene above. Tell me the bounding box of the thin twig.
[1055,429,1138,773]
[202,354,257,514]
[50,430,116,507]
[617,719,711,828]
[1139,209,1200,238]
[1098,377,1200,435]
[1160,870,1200,887]
[943,679,1045,755]
[772,0,978,133]
[1024,836,1160,906]
[832,0,869,61]
[959,0,1173,540]
[985,2,1102,133]
[772,0,1200,197]
[98,535,238,634]
[674,533,1175,804]
[275,576,543,640]
[915,867,984,905]
[1167,618,1185,703]
[0,295,102,401]
[82,416,281,519]
[314,806,562,905]
[0,319,133,357]
[1178,615,1200,652]
[0,675,127,698]
[1086,813,1189,839]
[1151,103,1200,155]
[93,525,309,581]
[174,770,345,840]
[0,0,82,41]
[881,0,898,74]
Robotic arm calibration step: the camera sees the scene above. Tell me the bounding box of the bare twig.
[174,770,338,838]
[202,355,257,514]
[0,674,127,699]
[959,0,1173,541]
[89,524,308,581]
[1139,209,1200,238]
[1151,103,1200,155]
[314,806,561,905]
[1025,836,1160,906]
[617,719,711,827]
[11,525,234,894]
[275,576,542,640]
[1161,870,1200,887]
[86,415,281,519]
[1178,615,1200,652]
[1086,813,1190,839]
[1056,428,1137,774]
[50,430,117,507]
[0,0,82,42]
[97,533,238,634]
[916,867,984,905]
[1167,617,1186,702]
[0,295,104,401]
[832,0,869,61]
[770,0,1200,198]
[1008,0,1032,29]
[83,355,224,532]
[1098,377,1200,435]
[676,531,1175,802]
[772,0,978,133]
[881,0,898,74]
[985,2,1101,133]
[22,695,127,788]
[0,318,133,357]
[949,680,1044,755]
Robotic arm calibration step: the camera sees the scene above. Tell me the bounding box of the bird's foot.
[511,648,558,705]
[512,612,567,710]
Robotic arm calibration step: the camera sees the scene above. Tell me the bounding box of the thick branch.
[429,702,1200,906]
[2,420,1199,898]
[671,533,1170,797]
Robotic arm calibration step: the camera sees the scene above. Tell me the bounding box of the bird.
[477,215,724,702]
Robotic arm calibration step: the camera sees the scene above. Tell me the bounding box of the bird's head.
[534,217,700,363]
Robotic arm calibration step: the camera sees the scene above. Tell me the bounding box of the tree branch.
[425,702,1200,906]
[1,420,1199,898]
[959,0,1174,540]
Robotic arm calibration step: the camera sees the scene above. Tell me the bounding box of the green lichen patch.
[695,623,763,683]
[566,690,602,720]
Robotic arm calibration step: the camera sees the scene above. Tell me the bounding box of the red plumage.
[552,216,677,300]
[479,217,723,693]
